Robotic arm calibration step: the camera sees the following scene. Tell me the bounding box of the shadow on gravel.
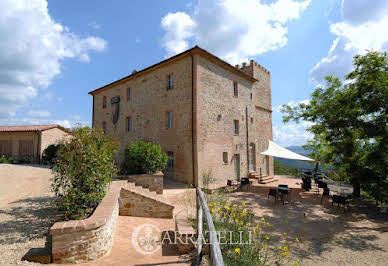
[0,196,62,245]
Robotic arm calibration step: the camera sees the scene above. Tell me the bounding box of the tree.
[51,126,119,219]
[282,51,388,204]
[122,141,168,174]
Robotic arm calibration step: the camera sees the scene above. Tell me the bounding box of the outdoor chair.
[226,179,239,192]
[321,188,331,204]
[268,188,278,202]
[332,194,350,210]
[302,178,311,191]
[240,177,250,191]
[278,184,290,205]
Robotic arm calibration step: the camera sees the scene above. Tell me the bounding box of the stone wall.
[92,56,194,185]
[117,172,163,194]
[119,187,174,218]
[40,127,71,157]
[50,181,124,264]
[195,55,273,188]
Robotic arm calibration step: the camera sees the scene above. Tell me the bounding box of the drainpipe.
[37,131,41,164]
[246,107,249,176]
[92,95,95,128]
[190,53,196,187]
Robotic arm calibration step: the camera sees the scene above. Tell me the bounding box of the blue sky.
[1,0,387,146]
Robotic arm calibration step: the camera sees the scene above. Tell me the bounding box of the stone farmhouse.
[0,125,70,163]
[89,46,273,187]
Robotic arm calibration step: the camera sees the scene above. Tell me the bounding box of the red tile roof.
[0,125,69,132]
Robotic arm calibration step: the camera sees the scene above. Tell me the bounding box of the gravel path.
[0,164,61,266]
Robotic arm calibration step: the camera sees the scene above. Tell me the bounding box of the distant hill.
[274,146,316,170]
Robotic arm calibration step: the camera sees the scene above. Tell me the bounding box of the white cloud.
[161,12,195,57]
[27,110,51,117]
[274,99,310,112]
[273,121,313,146]
[0,0,107,118]
[0,117,90,128]
[311,0,388,84]
[160,0,311,63]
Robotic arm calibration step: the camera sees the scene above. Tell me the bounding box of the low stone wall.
[50,181,125,264]
[174,211,196,254]
[119,187,174,218]
[117,172,163,194]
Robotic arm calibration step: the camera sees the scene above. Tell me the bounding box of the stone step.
[260,179,279,184]
[124,182,166,204]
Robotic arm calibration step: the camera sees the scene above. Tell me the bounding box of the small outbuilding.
[0,125,70,163]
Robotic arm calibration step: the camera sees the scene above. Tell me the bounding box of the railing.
[196,187,224,266]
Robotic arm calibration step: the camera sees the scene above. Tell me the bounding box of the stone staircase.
[119,181,174,218]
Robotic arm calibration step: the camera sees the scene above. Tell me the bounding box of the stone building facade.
[89,46,273,187]
[0,125,70,163]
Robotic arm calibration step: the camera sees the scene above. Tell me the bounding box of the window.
[233,81,238,97]
[102,121,107,134]
[166,111,173,129]
[250,93,253,100]
[222,152,228,164]
[251,117,253,124]
[127,88,131,101]
[103,96,107,108]
[126,117,132,132]
[167,74,174,90]
[167,151,174,168]
[233,120,239,135]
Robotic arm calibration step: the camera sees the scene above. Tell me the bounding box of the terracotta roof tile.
[0,125,65,132]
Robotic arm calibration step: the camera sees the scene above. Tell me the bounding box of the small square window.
[126,117,131,132]
[166,111,173,129]
[103,96,107,108]
[222,152,228,164]
[233,120,239,135]
[167,151,174,168]
[102,121,107,134]
[233,81,238,97]
[127,88,131,101]
[167,75,174,90]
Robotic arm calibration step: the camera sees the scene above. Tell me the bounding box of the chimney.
[242,62,247,67]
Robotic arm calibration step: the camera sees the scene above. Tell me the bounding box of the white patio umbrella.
[260,140,315,162]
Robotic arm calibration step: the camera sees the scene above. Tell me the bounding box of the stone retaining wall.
[117,172,163,194]
[50,181,125,264]
[119,187,173,218]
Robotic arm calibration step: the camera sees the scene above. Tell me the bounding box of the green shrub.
[51,126,119,220]
[122,141,168,174]
[0,155,15,164]
[42,144,62,164]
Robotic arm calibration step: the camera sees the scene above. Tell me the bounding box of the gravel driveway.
[0,164,61,266]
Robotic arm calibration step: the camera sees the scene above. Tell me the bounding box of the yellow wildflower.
[235,218,239,223]
[253,229,256,233]
[281,246,290,256]
[264,235,270,240]
[295,237,300,243]
[266,222,272,227]
[255,224,261,229]
[225,205,231,210]
[242,202,246,207]
[210,208,215,213]
[261,217,265,222]
[277,245,282,251]
[293,261,299,266]
[262,244,268,249]
[242,212,247,217]
[283,232,287,236]
[234,248,240,255]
